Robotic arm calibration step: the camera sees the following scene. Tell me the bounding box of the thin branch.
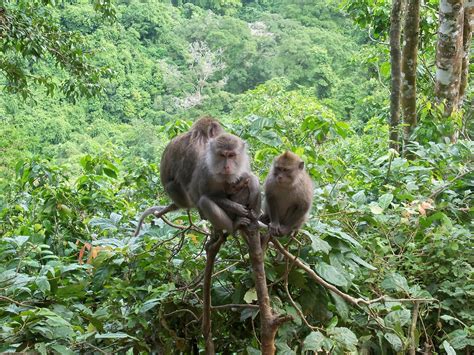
[429,168,473,199]
[212,304,259,310]
[212,261,240,278]
[164,308,199,321]
[0,295,33,308]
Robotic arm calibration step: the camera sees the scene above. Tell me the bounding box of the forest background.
[0,0,472,353]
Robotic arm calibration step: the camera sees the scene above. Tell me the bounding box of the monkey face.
[208,134,249,179]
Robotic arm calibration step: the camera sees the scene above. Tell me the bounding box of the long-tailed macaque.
[262,151,313,236]
[135,117,224,236]
[160,116,224,208]
[190,133,258,233]
[224,172,261,229]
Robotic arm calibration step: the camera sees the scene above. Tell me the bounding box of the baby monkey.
[262,151,313,237]
[224,172,261,230]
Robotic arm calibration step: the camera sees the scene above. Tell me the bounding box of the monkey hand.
[234,216,251,229]
[232,202,250,217]
[268,222,281,237]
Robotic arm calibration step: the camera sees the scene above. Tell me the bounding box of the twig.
[0,295,33,308]
[409,301,420,355]
[164,308,199,321]
[212,304,259,310]
[271,238,438,307]
[212,261,240,278]
[429,168,473,199]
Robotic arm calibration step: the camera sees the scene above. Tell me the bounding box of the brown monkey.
[135,116,224,236]
[262,151,313,237]
[190,133,258,233]
[160,116,224,208]
[224,172,262,229]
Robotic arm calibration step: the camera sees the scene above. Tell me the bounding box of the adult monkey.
[190,133,259,233]
[134,116,224,236]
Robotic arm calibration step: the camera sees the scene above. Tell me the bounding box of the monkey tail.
[134,204,178,236]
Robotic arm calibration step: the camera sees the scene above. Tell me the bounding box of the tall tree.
[389,0,402,152]
[434,0,465,115]
[401,0,420,151]
[459,2,473,103]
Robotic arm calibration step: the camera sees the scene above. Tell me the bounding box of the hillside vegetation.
[0,0,472,353]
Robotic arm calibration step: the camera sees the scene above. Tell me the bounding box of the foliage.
[0,0,115,101]
[0,0,472,353]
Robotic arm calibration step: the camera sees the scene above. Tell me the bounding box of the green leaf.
[95,332,138,340]
[304,231,331,254]
[303,331,329,352]
[442,341,456,355]
[378,193,393,209]
[349,254,377,270]
[13,235,30,247]
[381,273,410,293]
[89,217,117,230]
[330,292,349,320]
[384,333,403,351]
[328,327,358,350]
[352,190,367,205]
[36,276,51,294]
[385,309,411,328]
[140,299,161,313]
[244,288,258,304]
[50,344,75,355]
[315,262,348,287]
[275,342,295,354]
[369,203,384,215]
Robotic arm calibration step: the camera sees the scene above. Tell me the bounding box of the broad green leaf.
[275,342,295,354]
[305,232,331,254]
[89,217,117,230]
[381,273,410,293]
[14,235,30,247]
[442,340,456,355]
[384,333,403,351]
[352,190,366,205]
[349,254,377,270]
[378,193,393,209]
[49,344,74,355]
[303,331,327,352]
[315,262,348,287]
[330,291,349,320]
[385,309,411,328]
[36,276,50,294]
[369,203,384,215]
[140,299,161,313]
[244,288,258,304]
[328,327,358,350]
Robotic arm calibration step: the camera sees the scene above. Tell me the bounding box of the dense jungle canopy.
[0,0,472,353]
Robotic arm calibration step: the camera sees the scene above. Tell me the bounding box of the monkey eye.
[228,152,236,158]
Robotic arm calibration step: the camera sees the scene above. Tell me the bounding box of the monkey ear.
[298,161,305,170]
[208,123,220,138]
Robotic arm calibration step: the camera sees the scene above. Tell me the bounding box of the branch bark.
[389,0,403,152]
[202,231,226,354]
[435,0,465,116]
[459,1,473,103]
[401,0,420,153]
[244,228,292,354]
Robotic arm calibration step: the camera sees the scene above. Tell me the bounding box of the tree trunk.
[434,0,465,115]
[245,231,291,354]
[459,2,473,103]
[389,0,403,152]
[401,0,421,152]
